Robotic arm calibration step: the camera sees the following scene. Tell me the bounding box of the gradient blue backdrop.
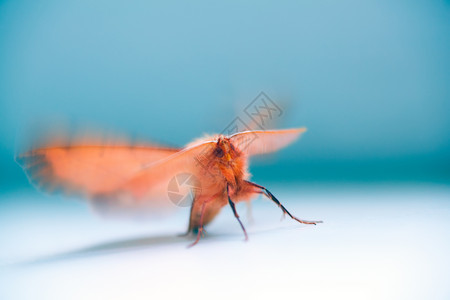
[1,0,449,190]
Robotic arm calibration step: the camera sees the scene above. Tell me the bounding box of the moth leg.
[188,200,208,248]
[245,181,323,225]
[227,184,249,241]
[181,200,198,237]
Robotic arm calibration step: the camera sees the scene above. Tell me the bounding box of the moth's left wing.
[229,128,306,157]
[16,144,179,197]
[93,141,219,216]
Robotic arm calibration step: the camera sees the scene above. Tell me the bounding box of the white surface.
[1,184,450,300]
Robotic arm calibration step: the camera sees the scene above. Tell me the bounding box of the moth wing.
[16,145,179,197]
[229,128,306,156]
[93,141,218,216]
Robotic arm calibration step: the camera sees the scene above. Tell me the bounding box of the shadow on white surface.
[1,184,450,300]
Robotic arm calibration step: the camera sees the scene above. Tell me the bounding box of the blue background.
[1,0,449,190]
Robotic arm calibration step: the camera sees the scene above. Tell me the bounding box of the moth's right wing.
[229,128,306,157]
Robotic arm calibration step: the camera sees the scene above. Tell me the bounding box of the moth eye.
[214,147,224,158]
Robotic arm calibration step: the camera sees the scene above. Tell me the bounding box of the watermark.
[244,92,283,129]
[220,117,258,151]
[167,173,202,207]
[193,92,283,175]
[221,116,252,136]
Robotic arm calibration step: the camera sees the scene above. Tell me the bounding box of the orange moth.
[16,128,322,246]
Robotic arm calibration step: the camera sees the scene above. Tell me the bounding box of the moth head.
[214,137,237,163]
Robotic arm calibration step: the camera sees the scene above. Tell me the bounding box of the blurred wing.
[93,141,218,216]
[16,145,179,197]
[114,141,217,200]
[229,128,306,156]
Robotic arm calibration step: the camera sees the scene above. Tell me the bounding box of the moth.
[16,128,322,246]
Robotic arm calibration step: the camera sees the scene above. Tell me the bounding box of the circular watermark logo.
[167,173,201,207]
